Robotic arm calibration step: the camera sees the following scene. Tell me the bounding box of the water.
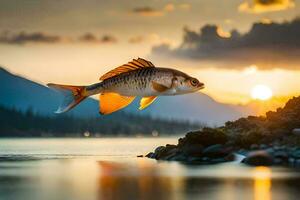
[0,138,300,200]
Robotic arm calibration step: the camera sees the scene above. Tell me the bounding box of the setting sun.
[251,85,273,100]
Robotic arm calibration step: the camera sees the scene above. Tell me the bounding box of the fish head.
[173,75,205,94]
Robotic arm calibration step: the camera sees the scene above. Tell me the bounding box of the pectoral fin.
[152,81,169,92]
[139,96,157,110]
[99,93,135,115]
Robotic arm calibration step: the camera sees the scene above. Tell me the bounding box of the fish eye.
[190,78,198,87]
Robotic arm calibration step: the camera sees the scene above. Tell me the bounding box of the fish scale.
[90,68,171,96]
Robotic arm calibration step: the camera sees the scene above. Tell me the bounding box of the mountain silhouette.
[135,93,252,125]
[0,67,98,117]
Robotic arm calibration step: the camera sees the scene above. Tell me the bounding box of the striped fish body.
[48,58,204,115]
[86,67,177,97]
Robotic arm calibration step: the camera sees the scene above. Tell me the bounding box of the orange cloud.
[239,0,295,13]
[216,27,231,38]
[131,7,164,17]
[131,3,190,17]
[164,3,175,12]
[128,36,144,44]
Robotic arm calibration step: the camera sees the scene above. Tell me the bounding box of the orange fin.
[99,93,135,115]
[152,81,169,92]
[139,96,157,110]
[100,58,155,81]
[47,83,87,113]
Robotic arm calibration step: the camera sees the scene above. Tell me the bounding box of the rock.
[250,144,259,150]
[154,146,167,159]
[273,158,282,165]
[163,148,179,160]
[291,149,300,158]
[273,150,289,165]
[145,152,155,158]
[236,148,247,155]
[202,144,229,158]
[273,145,283,151]
[274,150,288,159]
[153,144,179,160]
[225,153,235,161]
[186,157,202,163]
[259,144,268,149]
[265,147,275,154]
[295,159,300,167]
[169,153,186,162]
[288,146,297,152]
[201,157,209,162]
[292,128,300,136]
[137,155,143,158]
[210,158,227,163]
[243,150,273,166]
[178,128,228,147]
[154,146,165,155]
[181,144,204,156]
[288,157,295,166]
[146,96,300,167]
[166,144,176,147]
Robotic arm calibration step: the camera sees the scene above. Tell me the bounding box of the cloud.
[238,0,295,13]
[164,3,175,12]
[0,31,64,44]
[131,3,188,17]
[151,18,300,70]
[131,7,164,17]
[0,31,117,45]
[129,35,145,44]
[128,33,174,45]
[79,33,99,42]
[79,33,117,43]
[100,35,117,43]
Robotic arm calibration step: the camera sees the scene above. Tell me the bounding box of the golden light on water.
[253,167,271,200]
[251,85,273,101]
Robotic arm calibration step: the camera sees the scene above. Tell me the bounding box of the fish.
[47,58,205,115]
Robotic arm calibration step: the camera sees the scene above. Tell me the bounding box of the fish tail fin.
[47,83,88,114]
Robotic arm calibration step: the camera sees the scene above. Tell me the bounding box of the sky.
[1,0,300,110]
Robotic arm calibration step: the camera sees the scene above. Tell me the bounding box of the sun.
[251,85,273,100]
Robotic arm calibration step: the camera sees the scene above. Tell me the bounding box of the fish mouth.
[198,83,205,90]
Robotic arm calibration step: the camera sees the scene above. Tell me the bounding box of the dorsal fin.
[99,58,155,81]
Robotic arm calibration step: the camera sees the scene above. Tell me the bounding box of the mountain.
[0,67,253,125]
[0,67,99,117]
[130,94,253,126]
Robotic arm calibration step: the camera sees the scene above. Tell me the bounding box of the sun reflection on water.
[253,167,271,200]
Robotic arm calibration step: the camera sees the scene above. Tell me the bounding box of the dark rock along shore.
[146,96,300,167]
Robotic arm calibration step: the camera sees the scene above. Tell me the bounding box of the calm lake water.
[0,138,300,200]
